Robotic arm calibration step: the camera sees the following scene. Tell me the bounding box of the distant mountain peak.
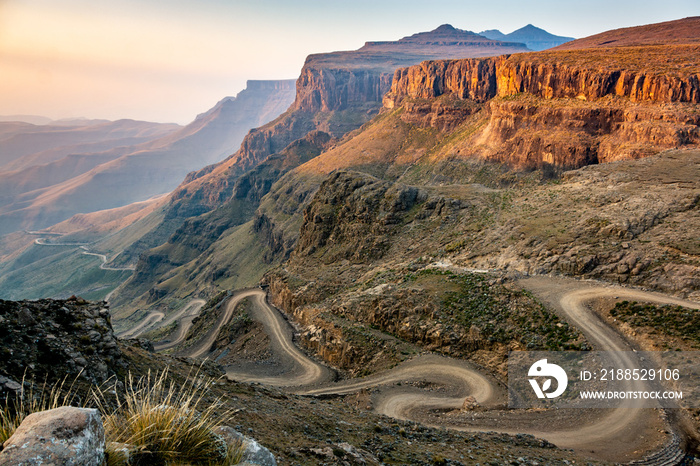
[507,24,567,40]
[479,29,506,41]
[397,24,494,44]
[480,24,574,51]
[434,24,457,32]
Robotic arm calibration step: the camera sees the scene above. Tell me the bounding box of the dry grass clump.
[95,369,244,466]
[0,375,79,444]
[1,369,244,466]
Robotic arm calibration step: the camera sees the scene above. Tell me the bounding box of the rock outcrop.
[294,171,426,262]
[0,407,279,466]
[215,427,278,466]
[0,407,105,466]
[0,297,123,392]
[477,97,700,168]
[293,67,393,114]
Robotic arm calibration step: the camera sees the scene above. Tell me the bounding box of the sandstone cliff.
[386,46,700,107]
[107,25,538,309]
[207,25,530,176]
[293,66,394,113]
[383,43,700,169]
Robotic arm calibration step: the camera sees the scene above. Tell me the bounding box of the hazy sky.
[1,0,698,124]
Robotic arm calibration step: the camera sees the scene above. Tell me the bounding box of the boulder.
[0,407,104,466]
[214,426,277,466]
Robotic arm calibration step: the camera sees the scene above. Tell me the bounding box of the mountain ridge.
[0,80,296,236]
[553,15,700,50]
[480,24,574,50]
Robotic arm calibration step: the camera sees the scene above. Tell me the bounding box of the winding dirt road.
[153,299,206,351]
[222,289,334,386]
[179,290,271,359]
[117,310,164,339]
[33,237,135,271]
[33,237,134,303]
[152,278,699,462]
[79,247,135,271]
[117,299,206,340]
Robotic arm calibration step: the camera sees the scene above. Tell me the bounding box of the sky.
[1,0,698,124]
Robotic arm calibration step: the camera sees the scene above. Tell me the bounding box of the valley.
[1,14,700,466]
[128,277,698,462]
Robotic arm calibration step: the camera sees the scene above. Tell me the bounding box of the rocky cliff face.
[384,45,700,169]
[478,97,700,168]
[179,24,537,210]
[386,47,700,106]
[293,66,394,113]
[386,59,499,104]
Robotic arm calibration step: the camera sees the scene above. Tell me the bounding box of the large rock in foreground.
[0,407,105,466]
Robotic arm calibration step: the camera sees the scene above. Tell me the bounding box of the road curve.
[79,247,136,271]
[179,290,264,359]
[223,289,333,387]
[177,290,333,387]
[300,353,498,410]
[117,310,165,339]
[34,238,89,246]
[196,277,699,461]
[153,299,206,351]
[498,278,699,450]
[117,299,206,340]
[33,237,135,271]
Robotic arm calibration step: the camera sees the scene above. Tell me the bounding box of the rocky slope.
[262,171,587,376]
[164,25,530,210]
[203,19,700,384]
[0,294,597,465]
[256,149,699,382]
[108,131,335,312]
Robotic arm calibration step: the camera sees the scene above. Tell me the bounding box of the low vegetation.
[1,369,245,466]
[0,375,79,444]
[97,369,243,466]
[610,300,700,348]
[427,270,584,350]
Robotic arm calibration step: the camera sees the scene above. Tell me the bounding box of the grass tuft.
[94,368,244,465]
[0,373,80,444]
